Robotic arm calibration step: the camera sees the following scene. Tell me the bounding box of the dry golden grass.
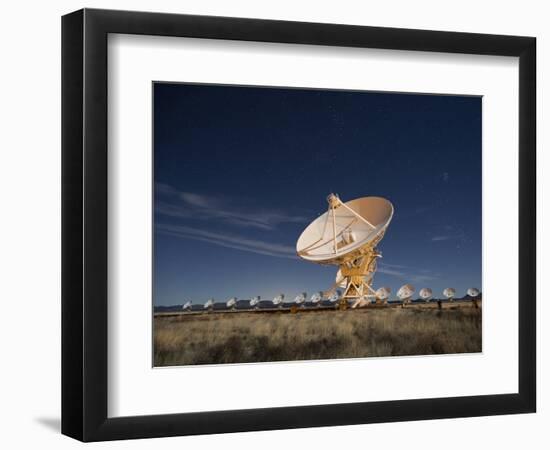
[154,306,481,366]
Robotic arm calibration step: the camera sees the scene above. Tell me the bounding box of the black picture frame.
[62,8,536,442]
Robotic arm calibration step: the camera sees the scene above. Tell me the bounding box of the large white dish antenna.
[226,297,237,308]
[467,288,480,297]
[182,301,192,311]
[419,288,433,301]
[443,288,456,300]
[273,294,285,306]
[310,292,323,305]
[296,194,393,302]
[250,296,260,307]
[397,284,415,300]
[294,292,307,305]
[204,298,214,309]
[335,269,347,288]
[375,287,391,300]
[328,290,341,303]
[296,195,393,264]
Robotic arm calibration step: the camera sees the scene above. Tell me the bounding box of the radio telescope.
[397,284,415,304]
[250,296,260,309]
[351,296,370,309]
[310,292,323,307]
[328,290,341,304]
[335,269,347,289]
[443,288,456,302]
[182,300,192,311]
[419,288,433,302]
[273,294,285,308]
[226,297,237,310]
[204,298,214,310]
[467,287,480,308]
[375,287,391,304]
[294,292,307,308]
[297,194,393,305]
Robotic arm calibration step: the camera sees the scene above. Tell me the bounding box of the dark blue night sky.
[154,83,481,306]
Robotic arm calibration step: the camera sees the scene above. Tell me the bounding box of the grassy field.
[154,304,482,367]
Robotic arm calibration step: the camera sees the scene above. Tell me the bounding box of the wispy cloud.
[378,262,436,283]
[157,223,297,259]
[377,263,408,270]
[156,184,308,231]
[431,235,454,241]
[157,224,437,279]
[431,225,466,242]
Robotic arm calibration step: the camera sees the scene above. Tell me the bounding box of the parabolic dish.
[328,290,341,302]
[397,284,415,300]
[273,294,284,305]
[310,292,323,303]
[335,269,347,288]
[182,301,192,310]
[443,288,456,299]
[467,287,480,297]
[226,297,237,308]
[419,288,433,300]
[375,287,391,300]
[250,296,260,306]
[294,293,306,304]
[296,196,394,263]
[204,299,214,309]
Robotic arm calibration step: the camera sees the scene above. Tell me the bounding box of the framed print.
[61,8,536,442]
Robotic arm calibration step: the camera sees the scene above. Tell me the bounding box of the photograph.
[153,83,482,367]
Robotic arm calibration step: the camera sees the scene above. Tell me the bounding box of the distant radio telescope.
[328,290,342,309]
[294,292,307,307]
[182,301,192,311]
[443,288,456,301]
[204,298,214,310]
[297,193,393,303]
[250,296,260,308]
[226,297,237,309]
[310,292,323,306]
[419,288,433,302]
[335,269,347,289]
[397,284,415,304]
[273,294,285,308]
[467,287,480,308]
[375,287,391,303]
